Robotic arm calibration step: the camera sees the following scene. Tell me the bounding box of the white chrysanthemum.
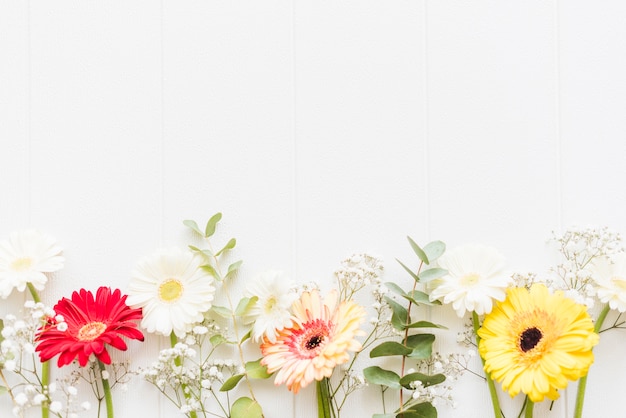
[0,230,64,298]
[429,244,510,317]
[127,248,215,337]
[590,254,626,312]
[245,270,297,343]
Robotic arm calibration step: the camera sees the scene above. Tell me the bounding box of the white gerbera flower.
[0,230,64,298]
[429,244,510,317]
[127,248,215,337]
[245,270,297,343]
[590,254,626,312]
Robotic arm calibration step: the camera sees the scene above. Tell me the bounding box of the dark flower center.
[305,335,324,350]
[519,327,543,352]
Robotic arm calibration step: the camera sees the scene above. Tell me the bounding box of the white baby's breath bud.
[24,300,35,309]
[101,370,110,380]
[67,386,78,396]
[81,402,91,411]
[57,322,68,332]
[49,401,62,413]
[33,394,47,405]
[14,393,28,406]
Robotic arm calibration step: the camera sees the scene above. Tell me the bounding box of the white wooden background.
[2,1,626,417]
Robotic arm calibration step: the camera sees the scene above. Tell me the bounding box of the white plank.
[294,1,427,417]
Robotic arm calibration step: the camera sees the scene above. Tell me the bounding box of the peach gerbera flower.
[260,289,365,393]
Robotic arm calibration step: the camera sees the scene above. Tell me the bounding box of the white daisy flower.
[590,253,626,312]
[127,248,215,337]
[0,230,64,298]
[429,244,510,317]
[245,270,297,343]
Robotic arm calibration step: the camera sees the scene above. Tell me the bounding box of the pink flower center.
[290,319,332,359]
[77,321,107,341]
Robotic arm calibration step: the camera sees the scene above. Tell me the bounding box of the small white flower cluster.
[550,226,624,308]
[1,301,59,371]
[407,350,475,408]
[511,272,542,290]
[143,321,245,417]
[8,374,91,418]
[335,253,384,299]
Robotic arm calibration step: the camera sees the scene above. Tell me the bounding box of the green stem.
[473,312,502,418]
[170,333,198,418]
[573,304,610,418]
[27,283,49,418]
[524,399,534,418]
[317,378,332,418]
[98,360,114,418]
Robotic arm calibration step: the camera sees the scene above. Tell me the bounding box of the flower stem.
[98,360,114,418]
[473,312,502,418]
[170,333,198,418]
[573,304,610,418]
[317,378,333,418]
[27,283,50,418]
[524,399,534,418]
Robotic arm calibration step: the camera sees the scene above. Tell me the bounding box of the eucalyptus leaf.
[200,264,220,280]
[240,330,251,344]
[191,248,214,260]
[407,236,429,265]
[404,320,446,330]
[401,290,433,306]
[226,260,243,278]
[397,402,437,418]
[363,366,401,389]
[235,296,258,317]
[383,282,406,297]
[245,359,272,379]
[215,238,236,256]
[369,341,412,358]
[231,397,263,418]
[423,241,445,264]
[210,334,228,347]
[396,259,420,282]
[205,212,222,237]
[408,402,437,418]
[183,220,203,236]
[417,268,447,283]
[384,296,409,331]
[211,305,232,318]
[405,334,435,359]
[220,374,244,391]
[399,372,445,389]
[0,385,7,395]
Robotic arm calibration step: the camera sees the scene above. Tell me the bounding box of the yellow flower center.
[77,322,107,341]
[159,278,184,303]
[611,276,626,290]
[11,257,33,272]
[461,273,481,286]
[264,296,277,313]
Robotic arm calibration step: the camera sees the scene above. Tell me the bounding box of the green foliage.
[0,386,6,396]
[245,359,272,379]
[363,366,401,389]
[230,397,263,418]
[220,374,244,391]
[370,342,412,358]
[183,219,203,236]
[235,296,258,317]
[397,402,437,418]
[399,373,445,389]
[205,213,222,237]
[366,238,447,418]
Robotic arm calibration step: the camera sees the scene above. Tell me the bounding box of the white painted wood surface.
[1,1,625,417]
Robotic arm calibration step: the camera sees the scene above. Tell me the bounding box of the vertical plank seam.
[26,0,32,228]
[291,1,298,417]
[158,1,166,417]
[423,0,432,326]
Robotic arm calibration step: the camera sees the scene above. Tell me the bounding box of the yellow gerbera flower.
[260,289,365,393]
[478,284,599,403]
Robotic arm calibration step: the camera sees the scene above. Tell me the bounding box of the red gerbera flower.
[36,286,144,367]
